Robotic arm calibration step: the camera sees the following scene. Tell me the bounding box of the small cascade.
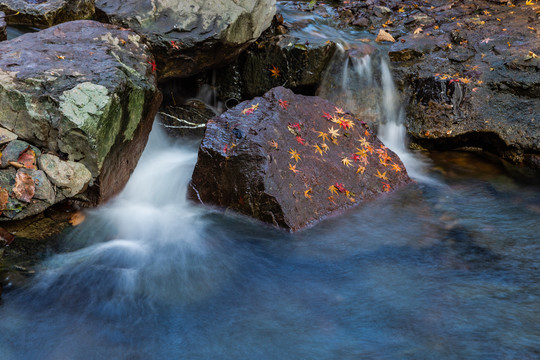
[318,45,434,183]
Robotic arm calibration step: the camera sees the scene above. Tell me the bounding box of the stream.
[1,3,540,359]
[0,124,538,359]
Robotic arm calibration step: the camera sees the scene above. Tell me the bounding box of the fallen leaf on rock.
[8,161,24,169]
[69,212,86,226]
[524,51,538,60]
[13,171,35,203]
[18,146,37,169]
[270,65,280,78]
[413,27,423,35]
[375,29,395,43]
[0,187,8,216]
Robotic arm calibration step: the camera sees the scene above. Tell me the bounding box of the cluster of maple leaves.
[254,101,402,203]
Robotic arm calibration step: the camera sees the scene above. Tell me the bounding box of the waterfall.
[318,47,434,183]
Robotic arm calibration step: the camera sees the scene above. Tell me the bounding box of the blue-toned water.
[0,125,538,360]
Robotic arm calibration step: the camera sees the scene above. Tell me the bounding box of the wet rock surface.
[0,0,94,28]
[0,20,161,221]
[189,87,412,231]
[325,0,539,167]
[95,0,276,80]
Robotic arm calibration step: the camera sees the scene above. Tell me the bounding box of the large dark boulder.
[95,0,276,80]
[0,20,161,220]
[189,87,412,231]
[383,0,540,167]
[0,0,94,28]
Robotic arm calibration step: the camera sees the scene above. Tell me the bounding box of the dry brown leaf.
[0,227,15,245]
[375,29,395,43]
[18,146,37,170]
[0,186,8,216]
[13,171,35,203]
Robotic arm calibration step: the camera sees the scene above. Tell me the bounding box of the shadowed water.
[0,125,539,360]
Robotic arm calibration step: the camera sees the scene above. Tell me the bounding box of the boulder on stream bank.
[0,0,94,28]
[0,20,161,221]
[189,87,412,231]
[95,0,277,80]
[326,0,540,168]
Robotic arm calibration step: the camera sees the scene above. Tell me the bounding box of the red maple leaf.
[278,99,289,109]
[148,60,157,72]
[322,112,332,120]
[351,153,360,162]
[296,136,306,145]
[335,182,346,193]
[223,144,228,154]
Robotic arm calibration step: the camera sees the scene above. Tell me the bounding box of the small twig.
[158,111,206,128]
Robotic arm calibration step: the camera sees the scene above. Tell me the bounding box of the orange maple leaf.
[270,65,280,78]
[289,163,301,174]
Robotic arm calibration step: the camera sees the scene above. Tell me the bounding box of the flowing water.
[0,124,538,360]
[1,3,540,359]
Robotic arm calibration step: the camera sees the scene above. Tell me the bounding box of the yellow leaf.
[397,8,405,13]
[315,131,329,143]
[341,157,352,167]
[356,165,366,174]
[414,27,423,35]
[328,185,338,195]
[321,143,329,152]
[328,126,340,138]
[313,144,323,156]
[289,148,301,162]
[304,188,312,199]
[269,140,279,149]
[376,170,388,180]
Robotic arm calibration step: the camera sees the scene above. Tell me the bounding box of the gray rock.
[0,0,94,28]
[20,168,55,204]
[95,0,276,79]
[0,167,15,190]
[0,126,17,145]
[0,140,40,168]
[0,20,161,219]
[38,154,91,198]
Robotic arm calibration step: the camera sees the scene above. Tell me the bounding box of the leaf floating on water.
[18,146,37,170]
[69,212,86,226]
[13,171,35,203]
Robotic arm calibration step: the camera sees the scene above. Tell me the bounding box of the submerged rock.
[0,20,161,220]
[95,0,276,80]
[0,0,94,28]
[189,87,412,231]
